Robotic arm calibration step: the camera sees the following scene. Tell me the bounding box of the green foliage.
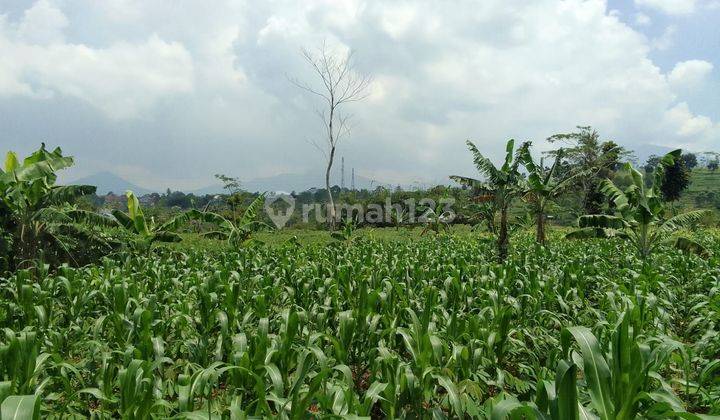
[660,156,691,203]
[546,127,628,215]
[1,394,41,420]
[111,191,182,252]
[2,230,720,417]
[517,142,585,244]
[451,139,524,261]
[0,144,114,270]
[172,194,267,248]
[419,200,452,236]
[568,150,709,259]
[331,218,357,242]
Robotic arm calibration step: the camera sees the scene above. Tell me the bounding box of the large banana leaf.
[111,210,134,230]
[657,210,708,235]
[0,150,73,184]
[672,237,709,258]
[465,140,502,185]
[238,194,266,227]
[125,191,149,235]
[65,209,120,227]
[578,214,626,230]
[600,180,629,211]
[152,231,182,243]
[517,141,546,193]
[41,185,96,206]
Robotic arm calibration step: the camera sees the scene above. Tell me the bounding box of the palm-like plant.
[567,150,708,259]
[112,191,181,252]
[517,142,584,244]
[173,194,267,248]
[419,201,452,236]
[0,144,112,269]
[451,139,523,261]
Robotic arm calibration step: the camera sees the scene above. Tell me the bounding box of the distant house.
[103,193,125,208]
[139,193,160,206]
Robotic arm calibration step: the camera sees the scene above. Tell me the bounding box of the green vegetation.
[451,139,523,262]
[112,191,182,253]
[568,150,708,259]
[1,137,720,418]
[2,232,720,418]
[0,144,115,271]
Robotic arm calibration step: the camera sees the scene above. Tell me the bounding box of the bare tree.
[291,43,371,229]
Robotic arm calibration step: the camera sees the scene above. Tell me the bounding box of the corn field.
[1,233,720,419]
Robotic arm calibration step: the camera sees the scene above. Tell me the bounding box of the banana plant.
[466,201,497,234]
[451,139,524,261]
[517,142,584,244]
[0,144,111,270]
[419,201,452,236]
[171,194,267,248]
[331,218,357,242]
[112,191,181,252]
[566,150,708,259]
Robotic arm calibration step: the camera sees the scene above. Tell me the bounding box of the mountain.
[242,172,404,193]
[68,171,443,197]
[189,172,407,195]
[70,171,151,195]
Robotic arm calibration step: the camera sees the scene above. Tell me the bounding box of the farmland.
[2,230,720,418]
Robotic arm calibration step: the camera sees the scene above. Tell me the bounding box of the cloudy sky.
[1,0,718,190]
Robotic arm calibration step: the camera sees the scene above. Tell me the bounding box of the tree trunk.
[325,146,336,230]
[535,212,545,244]
[497,205,508,262]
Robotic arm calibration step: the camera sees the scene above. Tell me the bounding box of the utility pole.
[351,168,355,191]
[341,157,345,189]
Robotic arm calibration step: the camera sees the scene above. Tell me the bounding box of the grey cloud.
[0,0,718,191]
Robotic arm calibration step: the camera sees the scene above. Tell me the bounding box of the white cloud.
[668,60,714,90]
[634,12,652,26]
[0,0,718,187]
[652,25,677,50]
[665,102,714,137]
[16,0,68,44]
[0,2,194,119]
[635,0,697,15]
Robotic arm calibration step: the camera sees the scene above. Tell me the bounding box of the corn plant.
[1,228,719,417]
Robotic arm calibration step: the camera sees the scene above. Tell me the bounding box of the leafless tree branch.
[291,42,371,229]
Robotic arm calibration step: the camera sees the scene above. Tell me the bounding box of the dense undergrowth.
[1,232,719,418]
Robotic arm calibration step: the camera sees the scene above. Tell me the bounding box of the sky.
[0,0,718,191]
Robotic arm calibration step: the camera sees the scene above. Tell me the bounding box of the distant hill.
[70,171,151,195]
[678,168,720,211]
[68,171,451,196]
[687,168,720,193]
[242,172,396,193]
[192,172,410,194]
